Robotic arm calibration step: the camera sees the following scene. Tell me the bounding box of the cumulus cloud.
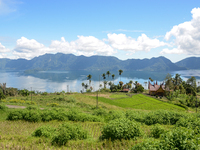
[12,36,116,59]
[50,35,116,56]
[161,7,200,55]
[0,42,10,53]
[13,37,53,59]
[107,33,166,53]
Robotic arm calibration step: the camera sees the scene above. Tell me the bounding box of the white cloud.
[160,48,184,54]
[13,37,53,59]
[107,33,166,52]
[12,36,116,59]
[0,42,10,52]
[162,7,200,55]
[50,36,116,56]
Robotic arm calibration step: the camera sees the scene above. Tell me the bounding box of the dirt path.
[6,105,44,110]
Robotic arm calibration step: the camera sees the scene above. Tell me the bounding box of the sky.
[0,0,200,62]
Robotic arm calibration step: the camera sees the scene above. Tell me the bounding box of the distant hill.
[175,57,200,69]
[0,53,186,71]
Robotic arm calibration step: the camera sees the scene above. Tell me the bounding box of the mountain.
[175,57,200,69]
[0,53,186,71]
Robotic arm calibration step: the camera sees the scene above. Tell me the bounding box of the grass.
[92,94,186,111]
[0,92,197,149]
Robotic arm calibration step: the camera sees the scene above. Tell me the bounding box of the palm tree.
[112,74,115,84]
[87,74,92,87]
[118,69,123,81]
[106,71,111,80]
[82,82,85,92]
[102,73,106,80]
[129,80,133,88]
[103,81,108,89]
[84,84,88,91]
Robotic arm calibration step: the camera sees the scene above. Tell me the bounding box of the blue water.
[0,70,199,93]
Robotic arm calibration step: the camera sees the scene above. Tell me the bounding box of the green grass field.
[93,94,185,111]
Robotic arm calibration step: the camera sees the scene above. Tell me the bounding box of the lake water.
[0,70,200,93]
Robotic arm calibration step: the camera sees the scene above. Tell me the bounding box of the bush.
[92,108,108,116]
[23,110,42,122]
[106,110,125,121]
[26,106,38,110]
[32,125,56,138]
[132,127,199,150]
[150,124,166,138]
[41,110,58,122]
[52,123,88,146]
[7,110,24,121]
[47,103,59,107]
[125,110,145,122]
[0,90,6,100]
[100,118,142,140]
[0,104,7,111]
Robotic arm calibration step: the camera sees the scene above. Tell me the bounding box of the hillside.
[0,53,186,71]
[175,57,200,69]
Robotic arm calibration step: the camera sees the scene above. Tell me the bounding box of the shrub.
[125,110,145,122]
[106,110,125,121]
[47,103,59,107]
[41,110,58,122]
[32,125,56,138]
[150,124,166,138]
[100,118,142,140]
[0,90,6,100]
[23,110,42,122]
[41,92,48,96]
[52,123,88,146]
[0,104,7,111]
[25,101,36,105]
[132,138,160,150]
[7,110,24,121]
[92,108,108,116]
[26,106,38,110]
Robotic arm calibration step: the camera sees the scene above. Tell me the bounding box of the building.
[148,81,166,96]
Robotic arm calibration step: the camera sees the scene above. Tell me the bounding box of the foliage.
[0,90,6,100]
[6,87,18,96]
[7,110,24,121]
[92,108,108,116]
[100,118,142,140]
[150,124,166,138]
[32,125,56,138]
[52,123,88,146]
[47,103,59,107]
[132,127,199,150]
[106,110,125,121]
[23,110,42,122]
[0,104,7,110]
[18,89,30,96]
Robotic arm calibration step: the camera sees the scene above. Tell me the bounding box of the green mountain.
[0,53,186,71]
[175,57,200,69]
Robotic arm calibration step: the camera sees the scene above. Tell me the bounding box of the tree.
[165,73,174,90]
[112,74,115,84]
[106,71,111,80]
[149,77,154,82]
[102,73,106,80]
[187,76,197,89]
[129,80,133,88]
[118,70,123,81]
[87,74,92,86]
[81,82,85,92]
[173,74,182,86]
[103,81,108,89]
[84,84,88,90]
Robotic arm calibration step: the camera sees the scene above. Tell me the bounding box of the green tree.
[165,73,174,90]
[173,74,182,86]
[87,74,92,86]
[106,71,111,80]
[187,76,197,89]
[118,69,123,81]
[102,73,106,80]
[129,80,133,88]
[103,81,108,89]
[112,74,115,84]
[81,82,85,92]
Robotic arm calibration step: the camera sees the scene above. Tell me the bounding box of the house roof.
[148,81,165,92]
[122,88,129,92]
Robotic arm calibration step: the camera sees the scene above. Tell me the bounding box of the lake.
[0,70,200,93]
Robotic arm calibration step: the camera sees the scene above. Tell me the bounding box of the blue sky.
[0,0,200,62]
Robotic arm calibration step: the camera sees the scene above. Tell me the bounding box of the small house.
[148,81,166,96]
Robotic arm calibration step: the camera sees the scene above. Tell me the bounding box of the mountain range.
[0,53,198,71]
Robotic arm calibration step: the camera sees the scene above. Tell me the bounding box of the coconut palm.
[102,73,106,80]
[103,81,108,88]
[106,71,111,80]
[129,80,133,88]
[87,74,92,86]
[82,82,85,92]
[111,74,115,84]
[118,69,123,81]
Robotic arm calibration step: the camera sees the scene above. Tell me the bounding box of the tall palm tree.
[81,82,85,92]
[112,74,115,84]
[129,80,133,88]
[118,69,123,81]
[106,71,111,80]
[102,73,106,80]
[103,81,108,89]
[87,74,92,87]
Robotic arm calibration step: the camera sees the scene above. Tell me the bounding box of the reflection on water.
[0,70,200,93]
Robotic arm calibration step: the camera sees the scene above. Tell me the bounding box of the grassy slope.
[92,94,185,111]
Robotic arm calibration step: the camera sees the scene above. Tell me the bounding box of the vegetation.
[1,71,200,149]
